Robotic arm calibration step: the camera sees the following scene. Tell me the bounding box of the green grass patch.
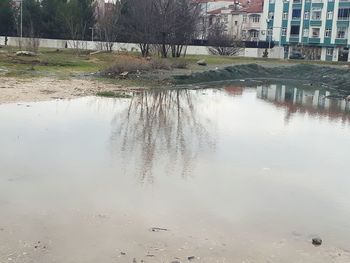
[96,91,132,98]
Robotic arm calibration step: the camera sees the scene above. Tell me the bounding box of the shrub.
[171,60,188,69]
[149,58,172,70]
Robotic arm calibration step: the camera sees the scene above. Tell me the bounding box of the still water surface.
[0,84,350,262]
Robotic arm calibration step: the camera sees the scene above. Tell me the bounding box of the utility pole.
[89,27,94,42]
[20,0,23,50]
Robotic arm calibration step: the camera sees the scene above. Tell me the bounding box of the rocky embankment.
[174,64,350,92]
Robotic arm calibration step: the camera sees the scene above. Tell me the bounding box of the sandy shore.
[0,77,138,104]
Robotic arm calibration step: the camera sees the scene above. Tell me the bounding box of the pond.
[0,84,350,263]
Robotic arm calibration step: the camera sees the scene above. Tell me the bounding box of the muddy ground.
[0,77,141,104]
[1,63,349,104]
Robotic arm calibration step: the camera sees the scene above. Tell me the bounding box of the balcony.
[309,37,321,43]
[310,20,322,26]
[337,16,350,21]
[289,35,300,42]
[335,38,348,44]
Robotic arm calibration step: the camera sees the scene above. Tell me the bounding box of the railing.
[337,17,350,21]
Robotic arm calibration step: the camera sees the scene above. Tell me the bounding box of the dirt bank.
[174,64,350,92]
[0,77,141,104]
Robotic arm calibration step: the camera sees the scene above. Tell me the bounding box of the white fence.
[0,36,285,59]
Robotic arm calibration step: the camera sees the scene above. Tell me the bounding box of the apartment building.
[264,0,350,61]
[204,0,267,41]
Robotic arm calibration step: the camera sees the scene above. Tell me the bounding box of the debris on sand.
[150,227,168,232]
[312,237,322,246]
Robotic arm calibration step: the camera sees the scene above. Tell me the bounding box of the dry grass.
[102,55,175,77]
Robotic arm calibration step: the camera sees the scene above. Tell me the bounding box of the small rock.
[188,256,195,260]
[196,59,207,66]
[312,237,322,246]
[120,71,129,79]
[16,51,36,56]
[171,261,181,263]
[120,252,126,255]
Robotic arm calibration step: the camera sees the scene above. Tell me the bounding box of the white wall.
[0,36,284,59]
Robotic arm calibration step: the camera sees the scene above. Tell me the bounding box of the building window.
[326,48,334,56]
[290,25,300,36]
[336,26,348,38]
[250,30,259,38]
[325,28,332,37]
[268,12,274,19]
[303,28,309,37]
[304,11,310,20]
[311,8,322,20]
[327,11,333,20]
[270,0,275,3]
[311,28,320,37]
[251,15,260,23]
[281,27,287,36]
[292,9,301,20]
[235,20,238,25]
[243,15,247,22]
[283,12,288,19]
[338,8,350,21]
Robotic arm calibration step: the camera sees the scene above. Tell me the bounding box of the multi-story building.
[205,0,267,41]
[264,0,350,62]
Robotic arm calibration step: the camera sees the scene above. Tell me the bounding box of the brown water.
[1,84,350,263]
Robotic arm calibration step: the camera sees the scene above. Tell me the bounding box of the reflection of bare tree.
[111,89,215,183]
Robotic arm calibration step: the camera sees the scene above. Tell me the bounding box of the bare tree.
[207,22,244,56]
[62,0,95,53]
[120,0,156,57]
[152,0,200,58]
[169,0,201,57]
[96,1,123,52]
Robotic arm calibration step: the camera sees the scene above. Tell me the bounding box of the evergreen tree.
[22,0,43,37]
[0,0,15,37]
[62,0,95,41]
[41,0,66,39]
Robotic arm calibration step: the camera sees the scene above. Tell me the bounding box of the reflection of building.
[224,86,244,95]
[257,84,350,122]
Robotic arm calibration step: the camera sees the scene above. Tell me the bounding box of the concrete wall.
[0,36,284,59]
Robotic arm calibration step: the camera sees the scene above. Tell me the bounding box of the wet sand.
[1,87,350,263]
[0,77,138,104]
